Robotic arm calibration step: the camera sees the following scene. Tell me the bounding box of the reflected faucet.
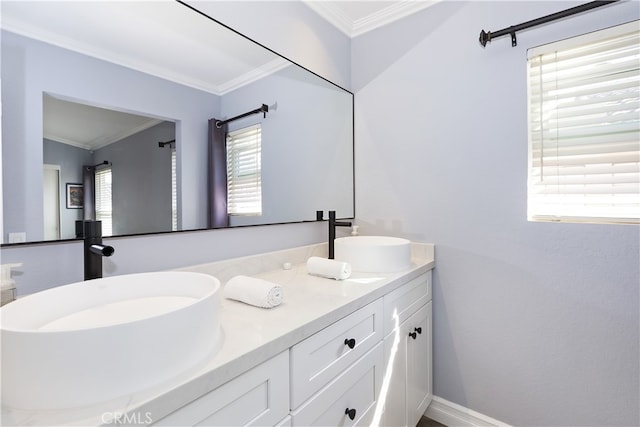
[81,220,115,280]
[328,210,351,260]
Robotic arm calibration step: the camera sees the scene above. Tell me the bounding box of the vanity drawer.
[290,298,383,409]
[153,351,289,427]
[383,271,431,337]
[291,342,384,427]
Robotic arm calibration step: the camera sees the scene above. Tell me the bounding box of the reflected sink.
[1,271,222,410]
[334,236,411,273]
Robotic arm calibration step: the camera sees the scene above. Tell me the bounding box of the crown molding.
[43,134,94,151]
[303,1,441,37]
[303,1,354,36]
[1,15,283,97]
[90,118,164,150]
[218,59,291,96]
[45,118,163,151]
[352,1,440,36]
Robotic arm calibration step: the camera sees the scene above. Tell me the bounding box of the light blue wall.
[95,122,175,236]
[352,1,639,425]
[1,30,218,241]
[222,65,353,226]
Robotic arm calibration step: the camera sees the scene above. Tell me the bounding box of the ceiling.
[3,1,435,150]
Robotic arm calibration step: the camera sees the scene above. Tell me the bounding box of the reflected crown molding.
[0,1,285,96]
[218,58,291,96]
[44,94,164,151]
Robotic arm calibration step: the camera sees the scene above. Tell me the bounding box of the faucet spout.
[89,244,115,257]
[328,210,352,259]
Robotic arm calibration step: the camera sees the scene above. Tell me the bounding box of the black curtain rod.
[479,0,619,47]
[215,104,269,128]
[86,160,109,170]
[158,139,175,148]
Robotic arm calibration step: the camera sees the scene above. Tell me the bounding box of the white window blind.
[171,148,177,231]
[226,124,262,216]
[95,167,113,235]
[527,21,640,224]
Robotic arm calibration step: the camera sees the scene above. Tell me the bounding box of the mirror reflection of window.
[171,148,177,231]
[95,167,113,236]
[226,125,262,216]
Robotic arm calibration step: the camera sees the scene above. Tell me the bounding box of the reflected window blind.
[527,21,640,224]
[95,167,113,235]
[171,148,177,231]
[226,124,262,216]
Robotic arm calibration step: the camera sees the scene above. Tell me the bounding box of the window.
[95,167,113,235]
[171,148,177,231]
[226,124,262,216]
[527,21,639,224]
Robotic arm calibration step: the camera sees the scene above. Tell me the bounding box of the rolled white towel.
[224,275,283,308]
[307,256,352,280]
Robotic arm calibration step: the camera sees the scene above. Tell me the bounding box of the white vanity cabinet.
[382,271,433,427]
[153,351,289,427]
[153,269,433,427]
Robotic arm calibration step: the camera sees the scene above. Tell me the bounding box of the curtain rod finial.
[479,29,491,47]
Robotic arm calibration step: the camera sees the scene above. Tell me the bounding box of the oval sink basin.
[1,271,222,410]
[334,236,411,273]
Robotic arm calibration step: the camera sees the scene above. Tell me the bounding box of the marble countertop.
[1,243,434,427]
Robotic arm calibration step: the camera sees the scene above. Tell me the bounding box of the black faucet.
[328,210,351,259]
[81,220,115,280]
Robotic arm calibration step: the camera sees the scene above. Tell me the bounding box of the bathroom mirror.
[1,0,354,244]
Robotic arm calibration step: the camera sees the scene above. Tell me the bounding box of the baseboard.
[425,396,512,427]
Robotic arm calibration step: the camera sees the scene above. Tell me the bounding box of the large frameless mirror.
[1,0,354,244]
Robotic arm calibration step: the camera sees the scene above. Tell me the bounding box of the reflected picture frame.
[66,183,83,209]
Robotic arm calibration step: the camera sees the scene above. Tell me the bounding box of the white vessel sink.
[334,236,411,273]
[0,271,222,410]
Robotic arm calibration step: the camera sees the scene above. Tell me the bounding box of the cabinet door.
[153,351,289,427]
[382,301,432,427]
[381,324,407,427]
[406,302,432,427]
